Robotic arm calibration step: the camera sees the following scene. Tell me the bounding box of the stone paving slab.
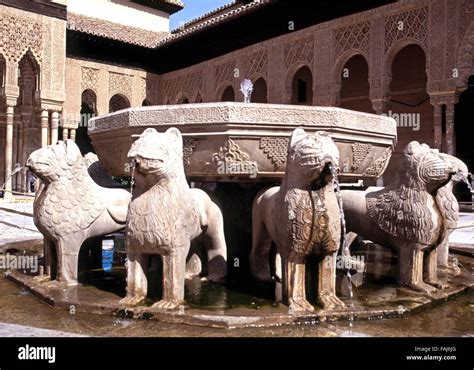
[0,322,86,337]
[450,213,474,250]
[0,215,38,232]
[0,225,41,247]
[0,202,34,216]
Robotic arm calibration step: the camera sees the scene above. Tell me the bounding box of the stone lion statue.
[436,153,469,273]
[342,142,467,294]
[250,129,344,313]
[26,140,131,285]
[121,127,227,310]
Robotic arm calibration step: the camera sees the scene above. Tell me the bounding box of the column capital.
[3,95,18,107]
[50,111,60,129]
[40,110,49,128]
[39,98,63,113]
[5,105,15,116]
[62,128,69,141]
[69,128,76,142]
[428,91,460,106]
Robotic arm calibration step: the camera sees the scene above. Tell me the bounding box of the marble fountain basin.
[89,103,397,181]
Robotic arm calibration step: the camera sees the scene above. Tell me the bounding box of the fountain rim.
[89,102,398,136]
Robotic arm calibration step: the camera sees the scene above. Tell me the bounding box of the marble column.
[70,128,76,142]
[445,102,455,155]
[16,119,24,192]
[50,111,59,145]
[432,103,442,150]
[19,117,26,193]
[12,119,18,191]
[62,128,69,141]
[40,110,49,148]
[4,105,14,200]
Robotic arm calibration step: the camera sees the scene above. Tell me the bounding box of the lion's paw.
[33,274,51,284]
[440,265,461,276]
[426,279,449,290]
[318,293,345,310]
[288,298,314,314]
[151,299,183,311]
[119,295,145,307]
[405,282,437,295]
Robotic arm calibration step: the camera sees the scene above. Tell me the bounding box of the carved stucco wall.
[0,5,66,109]
[457,0,474,89]
[63,58,159,128]
[156,0,470,107]
[160,70,204,104]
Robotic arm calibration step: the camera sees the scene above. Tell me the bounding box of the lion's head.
[400,141,459,193]
[439,152,470,185]
[128,127,184,182]
[26,140,83,183]
[286,128,340,186]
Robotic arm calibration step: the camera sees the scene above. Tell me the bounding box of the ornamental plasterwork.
[0,15,43,63]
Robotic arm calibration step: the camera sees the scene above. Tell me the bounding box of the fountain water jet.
[240,79,253,103]
[331,164,354,327]
[1,164,27,197]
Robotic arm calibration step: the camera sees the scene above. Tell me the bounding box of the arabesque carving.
[259,137,289,168]
[385,7,428,51]
[284,36,314,68]
[334,22,370,57]
[212,138,249,164]
[182,138,196,165]
[0,15,43,62]
[351,143,372,170]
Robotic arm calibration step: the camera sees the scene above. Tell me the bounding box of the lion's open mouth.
[27,160,52,175]
[300,157,320,166]
[310,162,336,189]
[299,151,322,167]
[135,158,168,175]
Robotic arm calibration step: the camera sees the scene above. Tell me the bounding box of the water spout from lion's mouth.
[328,162,337,177]
[310,162,335,190]
[459,171,473,192]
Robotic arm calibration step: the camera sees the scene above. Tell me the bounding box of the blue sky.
[170,0,234,30]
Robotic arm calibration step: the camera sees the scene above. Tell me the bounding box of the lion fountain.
[10,100,471,328]
[26,140,131,286]
[120,127,227,310]
[341,142,468,294]
[250,129,344,313]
